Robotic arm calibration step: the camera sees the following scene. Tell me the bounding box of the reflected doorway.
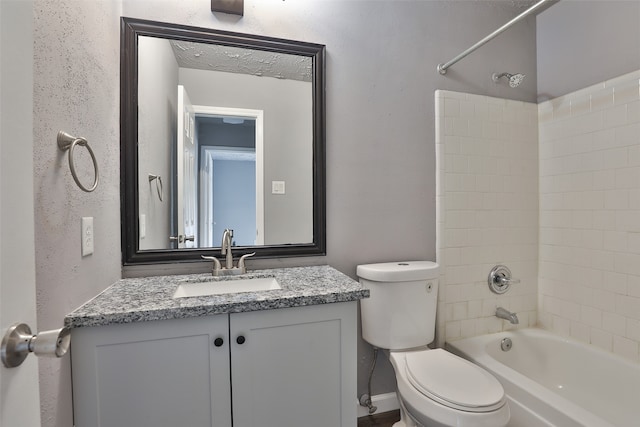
[195,107,264,247]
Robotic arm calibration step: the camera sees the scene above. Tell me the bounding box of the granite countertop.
[65,265,369,329]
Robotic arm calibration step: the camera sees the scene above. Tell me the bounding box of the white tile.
[570,321,591,343]
[459,100,475,118]
[604,231,628,252]
[551,96,571,120]
[628,275,640,298]
[628,100,640,124]
[488,104,503,122]
[613,79,640,105]
[460,319,477,338]
[615,123,640,148]
[444,98,460,117]
[452,117,469,137]
[604,71,640,89]
[613,335,639,361]
[441,90,467,100]
[604,189,629,209]
[615,294,640,320]
[467,300,482,318]
[591,87,614,112]
[475,102,489,121]
[604,103,628,128]
[580,306,602,327]
[590,328,613,352]
[452,302,467,320]
[570,95,591,116]
[626,318,640,342]
[552,315,571,337]
[445,321,461,340]
[628,233,640,254]
[603,312,627,335]
[602,147,629,169]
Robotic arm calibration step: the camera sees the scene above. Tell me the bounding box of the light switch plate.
[82,217,94,256]
[272,181,285,195]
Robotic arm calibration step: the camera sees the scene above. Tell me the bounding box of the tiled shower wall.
[538,71,640,362]
[435,90,539,346]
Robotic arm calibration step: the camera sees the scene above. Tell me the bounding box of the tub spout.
[496,307,519,324]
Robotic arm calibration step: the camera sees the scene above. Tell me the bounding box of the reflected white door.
[176,85,197,248]
[0,1,41,425]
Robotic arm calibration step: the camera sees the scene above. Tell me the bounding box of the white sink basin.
[173,277,281,298]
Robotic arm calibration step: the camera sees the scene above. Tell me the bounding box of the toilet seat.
[404,349,505,413]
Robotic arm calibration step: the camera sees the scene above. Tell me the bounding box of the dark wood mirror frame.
[121,17,326,265]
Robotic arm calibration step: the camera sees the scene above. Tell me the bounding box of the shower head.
[492,72,526,88]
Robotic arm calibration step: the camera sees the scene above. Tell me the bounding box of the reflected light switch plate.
[211,0,243,16]
[272,181,285,195]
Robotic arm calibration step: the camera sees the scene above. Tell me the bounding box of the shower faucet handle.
[488,265,519,294]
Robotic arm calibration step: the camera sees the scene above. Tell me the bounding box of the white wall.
[1,1,41,425]
[538,70,640,361]
[537,0,640,101]
[435,90,539,345]
[138,37,178,250]
[179,68,313,245]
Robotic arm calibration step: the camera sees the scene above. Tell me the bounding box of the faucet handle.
[201,255,221,274]
[237,252,256,272]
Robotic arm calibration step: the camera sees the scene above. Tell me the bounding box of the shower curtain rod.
[437,0,554,75]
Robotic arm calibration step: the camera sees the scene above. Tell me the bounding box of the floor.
[357,410,401,427]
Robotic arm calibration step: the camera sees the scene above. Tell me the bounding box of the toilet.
[358,261,509,427]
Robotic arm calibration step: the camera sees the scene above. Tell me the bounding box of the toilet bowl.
[357,261,510,427]
[389,349,509,427]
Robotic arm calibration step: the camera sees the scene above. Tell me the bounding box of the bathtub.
[446,328,640,427]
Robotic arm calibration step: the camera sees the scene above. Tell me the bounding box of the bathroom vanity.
[66,266,367,427]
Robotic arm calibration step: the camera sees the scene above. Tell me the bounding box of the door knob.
[169,235,195,243]
[236,336,246,345]
[1,323,70,368]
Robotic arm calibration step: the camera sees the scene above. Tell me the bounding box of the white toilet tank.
[358,261,439,350]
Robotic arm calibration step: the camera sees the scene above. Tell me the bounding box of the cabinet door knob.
[236,336,246,345]
[213,337,224,347]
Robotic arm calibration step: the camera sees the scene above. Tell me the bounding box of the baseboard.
[357,392,400,418]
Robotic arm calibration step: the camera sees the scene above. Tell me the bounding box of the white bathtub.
[446,328,640,427]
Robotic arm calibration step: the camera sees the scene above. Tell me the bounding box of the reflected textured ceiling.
[170,40,312,82]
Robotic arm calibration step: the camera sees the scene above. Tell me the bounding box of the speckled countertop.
[65,265,368,329]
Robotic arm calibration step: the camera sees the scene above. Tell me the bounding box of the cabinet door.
[230,302,357,427]
[71,316,231,427]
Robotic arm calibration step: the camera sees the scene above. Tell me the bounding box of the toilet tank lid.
[357,261,439,282]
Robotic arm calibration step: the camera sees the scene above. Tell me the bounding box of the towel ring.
[148,174,163,202]
[57,131,99,192]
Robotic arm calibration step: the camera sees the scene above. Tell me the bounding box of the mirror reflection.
[137,35,313,251]
[121,18,326,264]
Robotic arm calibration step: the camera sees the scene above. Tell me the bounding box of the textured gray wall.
[32,1,537,425]
[33,1,122,426]
[537,0,640,101]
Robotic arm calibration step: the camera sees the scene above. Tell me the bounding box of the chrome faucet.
[221,229,234,269]
[496,307,519,325]
[201,229,255,276]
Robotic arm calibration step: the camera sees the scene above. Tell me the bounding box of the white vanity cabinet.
[71,302,356,427]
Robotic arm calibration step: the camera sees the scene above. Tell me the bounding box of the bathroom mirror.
[121,18,326,264]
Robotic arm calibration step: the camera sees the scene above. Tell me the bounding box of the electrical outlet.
[82,217,94,256]
[140,214,146,239]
